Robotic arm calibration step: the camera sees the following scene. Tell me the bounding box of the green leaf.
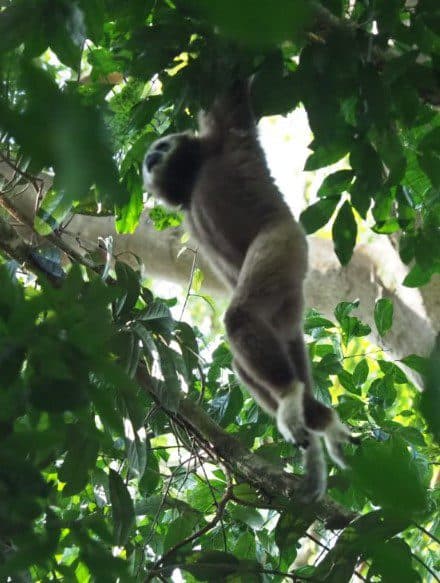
[368,538,422,583]
[139,452,161,496]
[109,469,135,546]
[377,361,408,384]
[275,507,314,563]
[353,359,369,386]
[334,300,359,322]
[140,299,174,340]
[58,424,99,496]
[252,51,300,117]
[374,298,394,337]
[229,504,264,530]
[232,484,260,504]
[338,369,357,393]
[418,127,440,188]
[234,531,256,560]
[1,63,125,208]
[304,314,335,332]
[421,342,440,442]
[149,205,182,231]
[300,197,339,234]
[155,344,182,411]
[116,173,144,234]
[304,145,346,171]
[209,386,243,427]
[396,426,426,447]
[48,1,86,70]
[174,322,199,380]
[403,263,435,287]
[400,354,429,376]
[163,514,198,552]
[369,377,397,409]
[125,423,147,479]
[317,353,343,375]
[332,201,357,265]
[200,0,312,46]
[179,550,243,580]
[317,170,354,198]
[34,187,73,235]
[351,436,428,516]
[114,262,141,319]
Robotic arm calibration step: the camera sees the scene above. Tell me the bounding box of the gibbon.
[143,81,355,501]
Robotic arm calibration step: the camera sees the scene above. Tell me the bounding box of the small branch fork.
[145,470,234,581]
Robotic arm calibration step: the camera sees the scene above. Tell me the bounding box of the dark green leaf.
[418,127,440,188]
[317,170,354,198]
[300,197,339,234]
[252,60,300,117]
[234,531,257,560]
[304,314,335,332]
[353,359,369,386]
[332,201,357,265]
[229,504,264,530]
[200,0,312,46]
[114,262,141,319]
[58,424,99,496]
[351,437,428,516]
[374,298,394,337]
[377,361,408,384]
[163,514,199,552]
[368,538,422,583]
[421,341,440,442]
[338,370,357,393]
[334,300,359,322]
[369,377,397,408]
[275,507,314,563]
[109,469,135,546]
[403,263,434,287]
[400,354,429,376]
[139,452,161,496]
[179,550,240,580]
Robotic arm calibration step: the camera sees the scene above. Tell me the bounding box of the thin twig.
[179,246,199,320]
[414,522,440,546]
[411,551,440,583]
[146,473,234,581]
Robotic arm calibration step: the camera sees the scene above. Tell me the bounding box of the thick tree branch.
[136,366,356,530]
[1,161,437,360]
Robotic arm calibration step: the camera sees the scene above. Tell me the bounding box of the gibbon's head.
[143,132,202,208]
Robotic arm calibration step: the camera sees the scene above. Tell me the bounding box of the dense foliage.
[0,0,439,581]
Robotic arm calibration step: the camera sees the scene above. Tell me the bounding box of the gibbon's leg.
[287,331,356,470]
[224,220,310,447]
[237,351,327,501]
[233,361,278,416]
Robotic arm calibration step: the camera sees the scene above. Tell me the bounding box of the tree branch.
[136,366,357,531]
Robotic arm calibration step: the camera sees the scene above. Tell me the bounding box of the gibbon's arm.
[143,81,357,501]
[198,79,256,138]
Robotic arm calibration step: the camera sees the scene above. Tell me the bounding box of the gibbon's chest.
[185,201,247,273]
[185,150,289,276]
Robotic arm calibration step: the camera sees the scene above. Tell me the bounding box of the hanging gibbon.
[143,81,356,501]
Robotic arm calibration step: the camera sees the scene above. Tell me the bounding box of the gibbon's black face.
[143,132,202,208]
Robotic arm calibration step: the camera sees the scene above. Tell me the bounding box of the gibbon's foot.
[298,434,327,502]
[276,382,310,447]
[320,413,356,469]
